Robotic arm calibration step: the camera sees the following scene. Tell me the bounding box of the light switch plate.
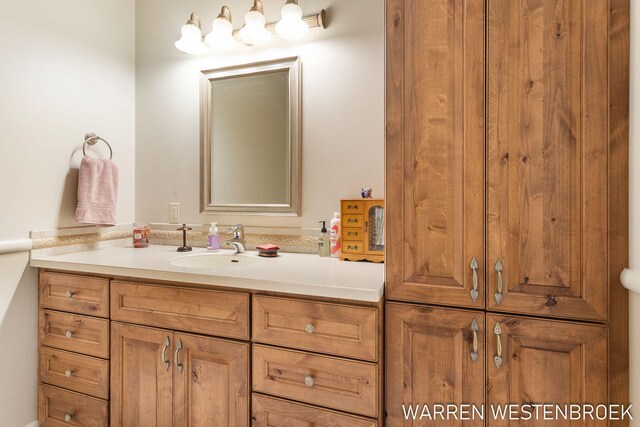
[169,203,180,224]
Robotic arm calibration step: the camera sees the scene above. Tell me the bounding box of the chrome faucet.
[223,224,246,254]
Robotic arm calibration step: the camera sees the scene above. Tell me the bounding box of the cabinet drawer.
[40,272,109,318]
[342,200,364,214]
[343,241,364,254]
[39,310,109,359]
[343,214,364,227]
[111,282,249,340]
[343,227,364,241]
[39,347,109,399]
[253,345,378,417]
[252,394,377,427]
[38,384,108,427]
[253,296,378,361]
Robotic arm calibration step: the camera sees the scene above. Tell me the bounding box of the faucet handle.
[176,223,192,231]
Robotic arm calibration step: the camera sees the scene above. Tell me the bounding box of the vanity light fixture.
[175,1,327,54]
[205,6,238,51]
[239,0,272,46]
[175,13,206,54]
[275,0,309,40]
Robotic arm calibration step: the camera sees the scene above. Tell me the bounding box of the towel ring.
[83,133,113,160]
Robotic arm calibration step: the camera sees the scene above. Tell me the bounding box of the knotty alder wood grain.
[251,394,378,427]
[39,271,109,318]
[173,333,249,427]
[38,384,108,427]
[385,0,486,309]
[39,347,109,399]
[486,314,608,427]
[39,310,110,359]
[110,322,173,427]
[110,281,250,340]
[252,295,378,361]
[486,0,608,321]
[385,303,485,427]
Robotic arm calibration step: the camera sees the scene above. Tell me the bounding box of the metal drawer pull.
[347,218,357,224]
[64,413,73,422]
[64,370,74,378]
[493,322,503,368]
[494,259,503,304]
[161,336,170,371]
[347,204,358,210]
[469,257,479,301]
[305,324,314,334]
[304,376,314,387]
[65,330,74,338]
[470,319,479,361]
[65,291,76,299]
[175,338,183,373]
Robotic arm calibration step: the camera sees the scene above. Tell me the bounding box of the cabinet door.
[110,322,173,427]
[486,0,609,320]
[486,315,607,427]
[173,333,249,427]
[386,0,486,308]
[386,303,485,426]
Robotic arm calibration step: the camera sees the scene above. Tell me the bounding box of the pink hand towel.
[75,156,119,226]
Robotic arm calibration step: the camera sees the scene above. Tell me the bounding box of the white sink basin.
[170,251,261,269]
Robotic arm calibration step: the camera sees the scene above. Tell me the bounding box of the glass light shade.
[239,9,271,46]
[175,22,205,54]
[275,2,308,40]
[205,16,238,51]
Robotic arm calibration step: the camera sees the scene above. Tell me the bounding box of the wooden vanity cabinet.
[110,322,249,427]
[39,271,383,426]
[385,0,629,423]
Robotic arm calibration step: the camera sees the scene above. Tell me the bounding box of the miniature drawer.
[39,271,109,318]
[39,347,109,399]
[343,227,364,241]
[343,215,364,227]
[253,345,378,417]
[341,200,364,214]
[343,241,365,254]
[252,394,378,427]
[110,282,250,340]
[38,384,108,427]
[252,295,378,361]
[39,310,109,359]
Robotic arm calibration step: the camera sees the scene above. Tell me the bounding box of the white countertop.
[30,245,384,302]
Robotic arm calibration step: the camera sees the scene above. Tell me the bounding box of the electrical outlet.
[169,203,180,224]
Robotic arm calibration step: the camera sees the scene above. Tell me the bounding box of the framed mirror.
[200,57,301,215]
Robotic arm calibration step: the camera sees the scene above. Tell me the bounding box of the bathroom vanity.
[32,246,384,426]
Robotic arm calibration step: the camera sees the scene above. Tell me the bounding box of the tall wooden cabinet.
[385,0,629,424]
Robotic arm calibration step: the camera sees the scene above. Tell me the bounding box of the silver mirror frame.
[200,57,301,216]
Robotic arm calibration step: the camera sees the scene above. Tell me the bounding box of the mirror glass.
[200,57,300,215]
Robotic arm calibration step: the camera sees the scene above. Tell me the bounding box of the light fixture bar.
[232,9,326,39]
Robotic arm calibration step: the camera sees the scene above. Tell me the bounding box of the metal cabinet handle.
[469,257,479,301]
[364,221,369,232]
[305,324,314,334]
[304,376,314,387]
[470,319,479,361]
[494,259,503,304]
[493,322,503,368]
[161,336,170,371]
[175,338,183,373]
[64,370,74,378]
[65,330,74,338]
[65,290,76,299]
[64,413,73,422]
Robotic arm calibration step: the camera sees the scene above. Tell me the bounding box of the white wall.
[630,0,639,424]
[0,1,136,425]
[135,0,384,228]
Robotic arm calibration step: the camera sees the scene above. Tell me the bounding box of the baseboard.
[24,421,38,427]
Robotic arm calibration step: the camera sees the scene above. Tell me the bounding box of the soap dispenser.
[318,221,330,257]
[207,222,221,251]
